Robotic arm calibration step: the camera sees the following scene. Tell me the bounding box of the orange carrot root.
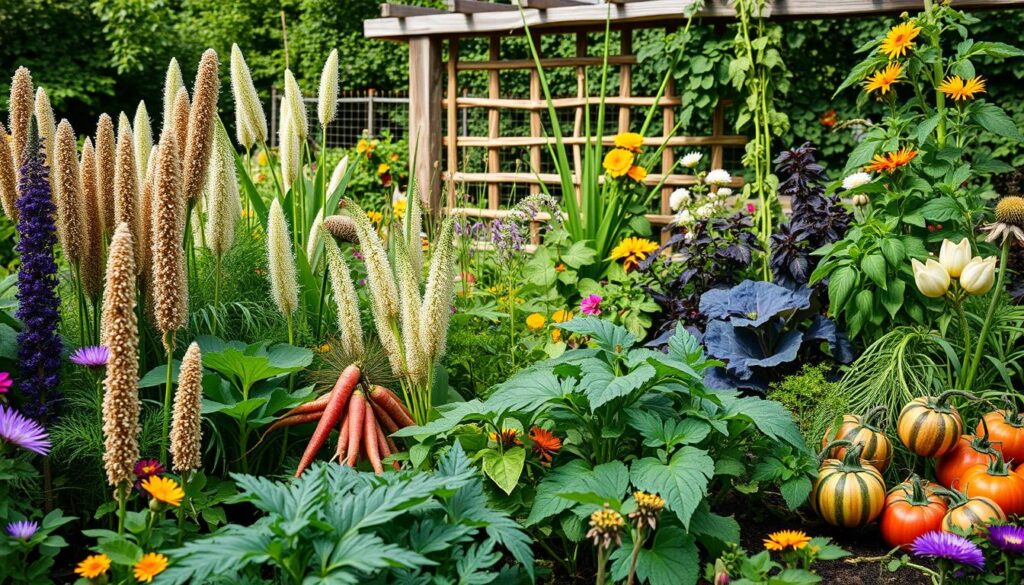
[365,407,383,474]
[295,364,361,477]
[332,414,351,463]
[250,411,324,455]
[345,391,366,467]
[370,401,399,434]
[375,421,401,471]
[370,385,415,428]
[280,392,332,418]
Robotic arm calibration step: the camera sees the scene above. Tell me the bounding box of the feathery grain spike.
[306,208,325,265]
[419,217,456,362]
[34,87,56,171]
[395,239,426,383]
[79,138,103,299]
[278,101,300,192]
[53,120,85,264]
[204,126,239,257]
[113,115,140,270]
[322,215,357,243]
[347,201,402,376]
[322,229,365,360]
[183,49,220,203]
[8,67,34,168]
[229,44,268,149]
[267,198,299,318]
[95,114,116,236]
[162,58,184,136]
[133,101,153,186]
[170,342,203,473]
[138,144,158,287]
[0,125,18,222]
[283,69,308,141]
[318,49,339,128]
[172,88,190,176]
[152,133,188,348]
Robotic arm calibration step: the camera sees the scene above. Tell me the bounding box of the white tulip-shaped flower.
[912,258,951,298]
[960,256,997,296]
[938,238,972,278]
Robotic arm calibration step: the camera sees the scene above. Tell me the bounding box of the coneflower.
[322,231,365,360]
[419,217,456,363]
[278,101,300,193]
[95,114,116,237]
[113,114,140,270]
[318,50,339,128]
[14,125,61,419]
[133,101,153,186]
[182,49,219,203]
[326,155,349,199]
[100,223,140,526]
[0,125,18,222]
[322,214,357,243]
[229,44,267,150]
[8,67,34,168]
[283,69,308,141]
[267,198,299,341]
[162,58,184,136]
[53,120,85,265]
[172,88,190,173]
[78,138,103,302]
[347,202,402,376]
[169,341,203,473]
[204,125,238,260]
[34,88,56,171]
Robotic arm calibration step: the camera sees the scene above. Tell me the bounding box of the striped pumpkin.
[811,443,887,528]
[822,407,893,473]
[942,495,1005,533]
[897,392,965,457]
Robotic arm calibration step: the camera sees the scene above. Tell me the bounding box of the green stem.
[176,471,189,546]
[313,263,328,341]
[953,296,971,389]
[963,239,1010,390]
[116,483,127,536]
[626,527,643,585]
[213,253,222,337]
[596,546,608,585]
[161,332,174,466]
[924,0,947,147]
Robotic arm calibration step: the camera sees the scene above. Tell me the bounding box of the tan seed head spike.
[8,66,34,168]
[34,87,56,171]
[172,88,190,175]
[170,341,204,473]
[113,114,140,271]
[419,217,457,363]
[283,69,308,141]
[318,49,339,128]
[138,144,158,287]
[133,101,153,186]
[0,125,18,222]
[322,215,357,243]
[53,120,85,264]
[162,58,184,136]
[229,44,267,149]
[322,229,365,360]
[267,198,299,318]
[79,138,103,300]
[278,100,300,192]
[205,125,239,257]
[95,114,116,236]
[183,49,220,203]
[395,238,426,384]
[152,132,188,347]
[101,222,140,488]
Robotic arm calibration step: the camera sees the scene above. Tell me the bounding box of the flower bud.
[713,560,730,585]
[938,238,971,278]
[911,258,950,298]
[960,256,996,296]
[852,194,870,206]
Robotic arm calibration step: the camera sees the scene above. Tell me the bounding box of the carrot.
[250,411,324,455]
[374,386,414,420]
[369,385,415,428]
[369,402,400,452]
[280,392,332,418]
[331,414,351,463]
[364,407,383,474]
[295,364,361,477]
[375,422,401,471]
[345,391,367,467]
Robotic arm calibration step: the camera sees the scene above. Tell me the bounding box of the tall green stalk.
[160,332,174,465]
[963,239,1010,390]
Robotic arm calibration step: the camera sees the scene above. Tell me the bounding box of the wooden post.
[446,38,460,208]
[408,36,443,213]
[487,36,501,211]
[529,31,543,244]
[660,76,676,243]
[618,30,632,133]
[572,32,587,201]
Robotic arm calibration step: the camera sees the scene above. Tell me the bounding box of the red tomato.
[977,410,1024,466]
[880,477,948,550]
[936,434,996,489]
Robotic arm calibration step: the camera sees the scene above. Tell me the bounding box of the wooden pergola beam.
[380,3,446,17]
[366,0,1024,39]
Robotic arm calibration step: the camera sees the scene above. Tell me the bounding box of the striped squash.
[822,407,893,473]
[942,495,1005,533]
[897,391,965,457]
[811,443,887,528]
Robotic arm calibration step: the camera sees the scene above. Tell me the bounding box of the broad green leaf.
[827,266,857,312]
[610,527,699,585]
[557,317,635,354]
[485,368,566,413]
[630,447,714,528]
[562,240,598,268]
[973,102,1024,142]
[879,238,905,267]
[98,537,143,565]
[781,477,813,510]
[880,279,906,319]
[920,196,963,222]
[860,254,887,290]
[527,460,592,526]
[689,502,740,553]
[481,447,526,495]
[720,395,808,451]
[580,360,656,410]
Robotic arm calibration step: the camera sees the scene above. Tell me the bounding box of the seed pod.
[183,49,220,203]
[322,215,357,243]
[95,114,116,237]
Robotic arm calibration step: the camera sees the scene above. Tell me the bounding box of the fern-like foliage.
[160,444,533,584]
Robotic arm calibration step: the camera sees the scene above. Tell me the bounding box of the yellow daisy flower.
[602,148,635,178]
[367,210,384,224]
[610,237,659,271]
[939,75,986,101]
[614,132,644,153]
[864,62,903,95]
[627,165,648,182]
[74,554,111,579]
[141,475,185,507]
[377,163,390,176]
[763,530,812,551]
[526,313,546,330]
[356,138,371,154]
[879,21,922,59]
[552,309,573,324]
[133,553,169,583]
[393,197,408,217]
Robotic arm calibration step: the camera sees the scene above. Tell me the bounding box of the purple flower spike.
[0,404,52,456]
[70,345,109,368]
[990,525,1024,554]
[0,371,11,394]
[6,520,39,540]
[911,530,985,571]
[581,294,603,316]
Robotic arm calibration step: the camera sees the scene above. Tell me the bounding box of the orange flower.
[551,328,562,343]
[879,21,922,60]
[939,75,986,101]
[552,309,573,324]
[133,553,169,583]
[529,427,562,464]
[75,554,111,579]
[554,263,566,273]
[603,148,635,178]
[614,132,644,153]
[764,530,812,551]
[141,476,184,507]
[864,147,917,173]
[819,109,837,128]
[864,62,903,95]
[627,165,648,182]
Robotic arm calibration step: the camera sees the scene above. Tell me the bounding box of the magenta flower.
[0,405,51,456]
[6,520,39,540]
[746,202,757,214]
[134,458,165,482]
[911,530,985,571]
[990,525,1024,553]
[580,294,603,316]
[70,345,109,368]
[0,371,11,394]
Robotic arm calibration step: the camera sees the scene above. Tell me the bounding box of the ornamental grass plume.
[172,88,190,172]
[138,145,158,286]
[14,125,62,419]
[151,133,187,347]
[278,101,300,192]
[169,341,203,473]
[326,155,348,197]
[419,217,456,363]
[267,199,299,337]
[229,44,267,150]
[283,69,309,140]
[306,209,325,264]
[183,49,220,203]
[95,114,116,236]
[114,114,140,270]
[395,240,426,383]
[318,49,339,128]
[53,120,85,265]
[34,87,56,171]
[100,223,140,490]
[8,67,34,168]
[0,125,17,222]
[402,192,424,278]
[133,101,153,186]
[78,138,104,301]
[162,58,184,135]
[322,229,365,361]
[347,201,402,376]
[205,126,239,260]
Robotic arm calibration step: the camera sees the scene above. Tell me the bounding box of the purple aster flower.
[581,294,603,316]
[990,525,1024,553]
[0,404,51,456]
[911,530,985,571]
[14,125,62,419]
[6,520,39,540]
[0,371,11,394]
[69,345,109,368]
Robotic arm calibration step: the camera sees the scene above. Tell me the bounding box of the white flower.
[695,203,715,220]
[842,172,872,191]
[681,152,703,169]
[705,169,731,187]
[717,187,733,198]
[683,231,695,243]
[674,209,694,225]
[669,188,691,211]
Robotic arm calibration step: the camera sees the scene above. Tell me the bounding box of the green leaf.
[720,395,808,451]
[774,569,822,584]
[780,477,813,510]
[915,114,941,145]
[580,359,656,410]
[625,410,711,448]
[920,196,963,222]
[973,102,1024,142]
[963,41,1024,59]
[485,368,566,414]
[98,537,142,565]
[610,527,699,585]
[481,447,526,495]
[880,279,906,319]
[630,447,714,528]
[860,255,887,290]
[562,240,598,269]
[827,266,857,312]
[689,502,740,550]
[527,460,591,526]
[880,238,906,267]
[557,317,635,354]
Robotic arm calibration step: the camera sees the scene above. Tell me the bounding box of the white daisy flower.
[681,152,703,169]
[674,209,694,225]
[669,188,691,211]
[842,172,872,191]
[705,169,732,187]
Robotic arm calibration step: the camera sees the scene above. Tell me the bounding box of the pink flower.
[0,372,11,394]
[581,294,603,316]
[746,202,756,214]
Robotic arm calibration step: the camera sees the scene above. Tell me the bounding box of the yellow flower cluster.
[602,132,647,182]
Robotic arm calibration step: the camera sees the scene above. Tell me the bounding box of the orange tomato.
[880,477,948,550]
[935,434,996,489]
[977,410,1024,466]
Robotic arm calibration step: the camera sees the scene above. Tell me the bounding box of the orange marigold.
[603,148,634,178]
